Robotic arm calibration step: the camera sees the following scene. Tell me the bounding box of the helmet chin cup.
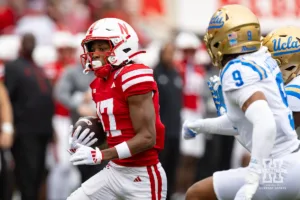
[94,64,112,78]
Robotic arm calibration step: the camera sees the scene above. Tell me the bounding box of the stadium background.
[0,0,300,200]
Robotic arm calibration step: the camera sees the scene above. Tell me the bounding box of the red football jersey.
[90,63,165,167]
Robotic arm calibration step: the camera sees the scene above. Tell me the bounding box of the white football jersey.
[221,47,299,158]
[285,75,300,112]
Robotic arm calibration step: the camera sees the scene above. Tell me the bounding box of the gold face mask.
[262,26,300,84]
[204,4,261,68]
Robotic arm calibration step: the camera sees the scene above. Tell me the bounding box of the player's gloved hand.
[69,144,102,165]
[210,75,221,90]
[182,119,203,140]
[235,158,261,200]
[68,125,98,154]
[207,75,227,116]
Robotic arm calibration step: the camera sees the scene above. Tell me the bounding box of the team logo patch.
[272,36,300,56]
[228,32,238,46]
[208,11,225,30]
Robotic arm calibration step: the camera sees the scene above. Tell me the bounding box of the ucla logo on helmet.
[208,11,225,30]
[272,36,300,56]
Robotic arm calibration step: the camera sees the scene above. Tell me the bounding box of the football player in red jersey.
[67,18,167,200]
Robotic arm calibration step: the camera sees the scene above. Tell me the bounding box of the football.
[73,116,107,148]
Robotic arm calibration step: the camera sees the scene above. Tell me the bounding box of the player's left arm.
[100,92,155,160]
[126,92,156,153]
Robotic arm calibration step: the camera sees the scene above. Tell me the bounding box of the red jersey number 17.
[96,98,122,137]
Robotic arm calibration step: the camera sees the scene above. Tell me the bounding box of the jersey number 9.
[232,70,244,87]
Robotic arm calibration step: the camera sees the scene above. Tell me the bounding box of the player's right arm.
[183,114,238,139]
[223,59,276,199]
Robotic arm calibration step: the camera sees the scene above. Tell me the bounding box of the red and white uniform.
[76,64,167,200]
[90,63,165,166]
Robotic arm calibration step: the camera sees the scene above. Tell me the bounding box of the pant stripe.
[151,166,158,200]
[153,165,162,200]
[147,166,156,200]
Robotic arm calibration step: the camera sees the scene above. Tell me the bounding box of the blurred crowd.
[0,0,252,200]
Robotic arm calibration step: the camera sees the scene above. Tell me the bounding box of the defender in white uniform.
[263,26,300,129]
[182,5,300,200]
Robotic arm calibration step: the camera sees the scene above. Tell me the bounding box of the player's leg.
[69,163,118,200]
[67,187,90,200]
[115,162,167,200]
[185,176,216,200]
[186,167,269,200]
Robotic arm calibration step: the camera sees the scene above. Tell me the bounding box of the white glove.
[210,75,221,91]
[235,160,261,200]
[68,125,98,154]
[182,119,203,140]
[69,144,102,165]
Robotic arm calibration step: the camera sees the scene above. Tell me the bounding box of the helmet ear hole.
[225,14,229,20]
[213,42,220,48]
[123,48,131,53]
[286,65,296,71]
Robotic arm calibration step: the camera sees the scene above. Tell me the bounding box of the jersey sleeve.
[119,64,155,99]
[220,58,268,92]
[285,85,300,112]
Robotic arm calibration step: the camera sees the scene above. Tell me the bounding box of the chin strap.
[82,50,146,75]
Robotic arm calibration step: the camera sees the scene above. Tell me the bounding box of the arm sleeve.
[54,69,83,109]
[226,86,276,164]
[187,114,238,136]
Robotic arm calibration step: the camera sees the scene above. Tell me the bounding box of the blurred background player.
[183,4,300,200]
[54,32,107,184]
[172,31,207,199]
[4,33,54,200]
[0,62,14,200]
[44,30,81,200]
[67,18,167,200]
[154,41,183,200]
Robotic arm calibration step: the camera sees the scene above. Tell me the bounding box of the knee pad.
[67,187,90,200]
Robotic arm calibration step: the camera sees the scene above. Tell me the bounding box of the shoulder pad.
[220,58,268,91]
